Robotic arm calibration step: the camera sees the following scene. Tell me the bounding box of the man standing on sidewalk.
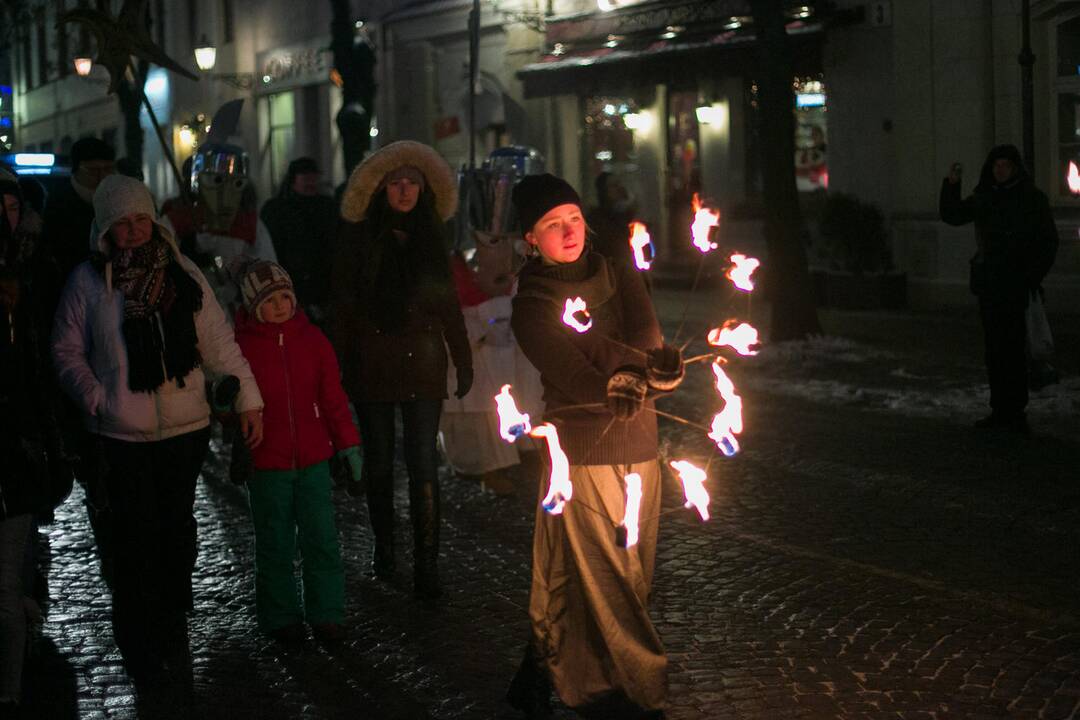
[939,144,1058,432]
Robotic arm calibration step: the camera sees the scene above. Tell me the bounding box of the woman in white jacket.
[51,175,263,680]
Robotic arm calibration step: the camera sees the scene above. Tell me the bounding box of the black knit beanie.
[512,173,582,234]
[71,137,115,173]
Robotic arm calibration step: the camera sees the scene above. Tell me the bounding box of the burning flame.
[562,297,593,333]
[670,460,710,521]
[628,221,653,270]
[690,193,720,253]
[709,359,743,456]
[494,384,531,442]
[619,473,643,547]
[1068,162,1080,194]
[530,423,573,514]
[726,253,760,292]
[707,319,760,356]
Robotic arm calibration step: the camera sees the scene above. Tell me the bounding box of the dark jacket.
[330,219,471,402]
[0,296,68,519]
[940,145,1058,296]
[511,251,661,465]
[39,178,97,325]
[260,194,338,312]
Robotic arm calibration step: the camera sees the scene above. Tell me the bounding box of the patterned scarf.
[110,235,204,392]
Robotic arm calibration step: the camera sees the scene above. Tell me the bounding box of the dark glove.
[210,375,240,414]
[646,343,685,392]
[338,446,365,497]
[606,369,648,420]
[455,366,474,399]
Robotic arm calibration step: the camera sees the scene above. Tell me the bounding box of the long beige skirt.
[528,459,667,713]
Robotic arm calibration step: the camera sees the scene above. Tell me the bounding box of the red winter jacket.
[235,308,360,471]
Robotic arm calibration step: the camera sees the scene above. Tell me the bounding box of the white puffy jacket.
[52,239,263,443]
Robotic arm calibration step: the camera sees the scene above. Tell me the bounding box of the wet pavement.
[18,288,1080,719]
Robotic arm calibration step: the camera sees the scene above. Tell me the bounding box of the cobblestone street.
[18,288,1080,720]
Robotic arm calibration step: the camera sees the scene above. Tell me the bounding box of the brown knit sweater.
[511,251,662,465]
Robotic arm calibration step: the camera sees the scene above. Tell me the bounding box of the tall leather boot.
[366,475,396,579]
[410,476,441,599]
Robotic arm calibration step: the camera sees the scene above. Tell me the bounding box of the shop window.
[268,91,296,190]
[666,90,702,256]
[583,96,641,199]
[1054,12,1080,200]
[794,76,827,192]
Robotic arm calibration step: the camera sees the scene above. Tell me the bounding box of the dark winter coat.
[511,250,662,465]
[0,296,68,519]
[940,145,1058,298]
[260,194,338,312]
[330,219,471,403]
[41,178,97,292]
[234,308,360,471]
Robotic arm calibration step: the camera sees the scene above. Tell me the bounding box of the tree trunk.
[753,0,821,340]
[115,57,148,169]
[330,0,377,176]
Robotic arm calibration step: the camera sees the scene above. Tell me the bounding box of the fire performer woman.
[332,141,472,599]
[507,174,683,719]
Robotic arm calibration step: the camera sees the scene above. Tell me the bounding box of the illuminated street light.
[194,35,218,72]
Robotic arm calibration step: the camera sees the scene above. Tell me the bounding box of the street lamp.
[73,56,93,77]
[194,35,217,72]
[192,34,253,90]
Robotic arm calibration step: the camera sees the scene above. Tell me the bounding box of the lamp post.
[1019,0,1035,175]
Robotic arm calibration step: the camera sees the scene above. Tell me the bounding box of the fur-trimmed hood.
[340,141,458,222]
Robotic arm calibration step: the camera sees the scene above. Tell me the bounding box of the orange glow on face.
[494,384,531,442]
[530,423,573,514]
[690,193,721,253]
[562,296,593,333]
[669,460,710,521]
[707,319,761,356]
[726,253,760,292]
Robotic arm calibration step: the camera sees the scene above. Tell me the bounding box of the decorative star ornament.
[57,0,198,94]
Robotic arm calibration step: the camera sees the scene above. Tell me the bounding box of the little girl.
[234,261,363,643]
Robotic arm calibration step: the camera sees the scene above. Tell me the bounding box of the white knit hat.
[90,174,172,254]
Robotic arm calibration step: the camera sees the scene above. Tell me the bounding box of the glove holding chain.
[606,369,648,420]
[646,343,685,392]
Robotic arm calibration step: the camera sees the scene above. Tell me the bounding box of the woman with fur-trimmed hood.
[332,141,472,600]
[51,175,263,680]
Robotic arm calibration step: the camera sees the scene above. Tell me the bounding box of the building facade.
[4,0,388,203]
[4,0,1078,308]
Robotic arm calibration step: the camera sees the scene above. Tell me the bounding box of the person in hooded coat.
[259,157,339,324]
[332,141,472,600]
[940,144,1058,431]
[506,174,683,720]
[51,175,263,680]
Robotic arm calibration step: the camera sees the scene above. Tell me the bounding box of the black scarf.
[106,235,204,392]
[363,199,451,333]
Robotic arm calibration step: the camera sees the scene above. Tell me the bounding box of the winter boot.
[411,476,441,599]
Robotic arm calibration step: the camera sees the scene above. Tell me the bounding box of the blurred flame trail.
[690,193,721,253]
[670,460,710,521]
[620,473,643,547]
[628,221,654,270]
[530,423,573,514]
[726,253,760,292]
[709,359,743,456]
[562,297,593,333]
[494,384,531,442]
[707,320,761,356]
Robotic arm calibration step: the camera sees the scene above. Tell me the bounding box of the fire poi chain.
[492,194,761,546]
